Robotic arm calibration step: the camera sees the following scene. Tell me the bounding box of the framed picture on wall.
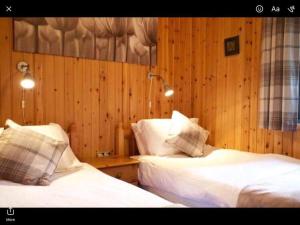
[224,35,239,56]
[13,17,158,66]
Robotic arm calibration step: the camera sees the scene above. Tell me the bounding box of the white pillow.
[169,111,202,136]
[0,127,4,136]
[5,119,82,172]
[49,123,82,172]
[5,119,20,129]
[135,119,180,156]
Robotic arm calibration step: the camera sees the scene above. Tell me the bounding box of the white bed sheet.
[0,163,177,208]
[134,149,300,207]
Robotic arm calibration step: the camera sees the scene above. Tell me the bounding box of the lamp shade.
[164,84,174,97]
[20,73,35,89]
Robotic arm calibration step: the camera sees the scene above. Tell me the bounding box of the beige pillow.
[0,127,68,185]
[166,121,209,157]
[166,111,209,157]
[5,119,82,172]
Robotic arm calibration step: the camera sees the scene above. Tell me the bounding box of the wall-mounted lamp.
[147,72,174,97]
[17,61,35,124]
[17,61,35,89]
[147,72,174,117]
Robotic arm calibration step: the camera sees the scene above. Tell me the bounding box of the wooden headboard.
[116,123,139,156]
[67,123,80,158]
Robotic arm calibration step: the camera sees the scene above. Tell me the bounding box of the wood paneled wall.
[1,17,300,160]
[192,18,300,159]
[0,18,193,160]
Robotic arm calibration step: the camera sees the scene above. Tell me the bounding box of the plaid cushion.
[165,122,209,157]
[0,127,68,185]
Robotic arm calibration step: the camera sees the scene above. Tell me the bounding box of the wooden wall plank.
[181,18,193,117]
[216,18,227,149]
[292,131,300,158]
[98,61,108,154]
[157,18,172,118]
[73,58,83,159]
[107,62,123,154]
[166,18,175,117]
[208,19,218,145]
[241,18,252,152]
[122,62,130,123]
[11,52,24,124]
[273,131,283,155]
[0,18,12,126]
[82,59,93,159]
[34,54,45,125]
[91,59,100,157]
[224,19,236,149]
[172,19,181,115]
[43,55,55,124]
[54,56,65,128]
[64,57,75,129]
[283,132,293,156]
[231,18,243,150]
[249,19,261,153]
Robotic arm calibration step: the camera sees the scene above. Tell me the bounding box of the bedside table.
[87,156,140,185]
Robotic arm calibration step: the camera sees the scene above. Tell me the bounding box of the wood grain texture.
[0,18,192,161]
[2,17,300,160]
[86,156,139,169]
[191,18,300,159]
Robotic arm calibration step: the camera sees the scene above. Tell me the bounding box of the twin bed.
[117,114,300,208]
[0,121,180,208]
[134,149,300,207]
[0,163,175,207]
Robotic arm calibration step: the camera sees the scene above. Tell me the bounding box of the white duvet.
[134,149,300,207]
[0,163,176,207]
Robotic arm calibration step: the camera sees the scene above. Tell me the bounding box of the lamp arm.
[148,72,170,90]
[148,75,154,118]
[147,71,173,115]
[147,72,161,80]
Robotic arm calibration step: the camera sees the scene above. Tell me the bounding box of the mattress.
[134,149,300,207]
[0,163,179,207]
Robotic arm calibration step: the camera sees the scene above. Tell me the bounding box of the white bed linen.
[134,149,300,207]
[0,163,178,208]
